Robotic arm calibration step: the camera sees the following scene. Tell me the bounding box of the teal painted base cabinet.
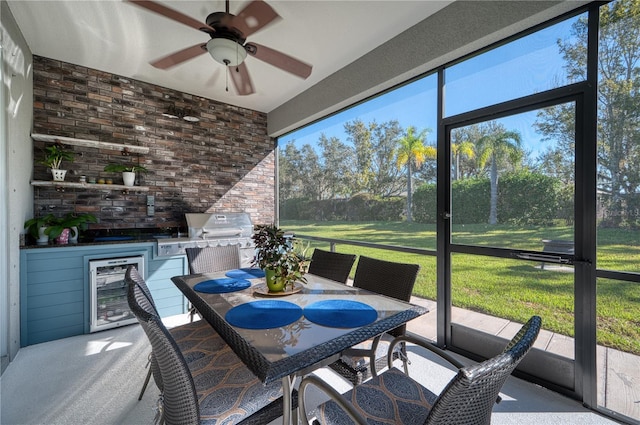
[20,242,188,346]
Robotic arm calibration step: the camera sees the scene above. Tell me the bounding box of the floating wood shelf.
[31,133,149,154]
[31,180,149,192]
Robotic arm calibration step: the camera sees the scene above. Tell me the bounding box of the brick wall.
[31,56,275,231]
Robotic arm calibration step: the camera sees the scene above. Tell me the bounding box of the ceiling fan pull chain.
[224,59,230,92]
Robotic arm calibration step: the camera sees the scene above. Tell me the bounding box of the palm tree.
[396,126,436,222]
[451,141,475,180]
[476,128,523,225]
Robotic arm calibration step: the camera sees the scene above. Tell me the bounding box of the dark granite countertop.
[20,228,180,249]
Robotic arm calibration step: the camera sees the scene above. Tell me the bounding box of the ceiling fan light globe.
[206,38,247,66]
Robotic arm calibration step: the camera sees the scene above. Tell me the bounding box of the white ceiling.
[7,0,452,113]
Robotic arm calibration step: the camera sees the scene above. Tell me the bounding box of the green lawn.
[283,220,640,354]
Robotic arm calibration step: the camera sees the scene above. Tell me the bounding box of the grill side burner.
[156,212,255,267]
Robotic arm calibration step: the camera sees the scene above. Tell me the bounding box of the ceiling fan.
[127,0,313,95]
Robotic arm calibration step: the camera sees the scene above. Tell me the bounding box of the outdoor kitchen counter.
[20,236,164,249]
[19,240,189,346]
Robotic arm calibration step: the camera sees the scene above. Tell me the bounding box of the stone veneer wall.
[31,56,275,231]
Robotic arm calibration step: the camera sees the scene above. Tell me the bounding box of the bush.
[346,193,404,221]
[412,184,437,223]
[452,178,490,224]
[413,172,570,225]
[498,171,562,225]
[280,195,404,221]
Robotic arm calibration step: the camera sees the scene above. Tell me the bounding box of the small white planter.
[68,226,79,243]
[122,171,136,187]
[37,226,49,245]
[52,169,67,181]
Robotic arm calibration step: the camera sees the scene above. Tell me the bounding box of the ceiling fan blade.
[230,0,280,38]
[229,62,255,95]
[150,43,207,69]
[245,43,312,79]
[126,0,214,33]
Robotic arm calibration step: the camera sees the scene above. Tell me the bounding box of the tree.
[451,140,476,181]
[536,0,640,227]
[299,144,323,200]
[371,121,405,196]
[476,123,523,224]
[534,103,576,185]
[344,119,374,194]
[451,124,486,179]
[396,126,436,222]
[318,134,354,199]
[344,119,406,196]
[278,141,304,200]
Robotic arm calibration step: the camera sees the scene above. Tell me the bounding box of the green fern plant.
[40,144,74,169]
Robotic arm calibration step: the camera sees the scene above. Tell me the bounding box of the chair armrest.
[341,334,382,357]
[387,335,503,404]
[299,375,367,425]
[387,334,466,371]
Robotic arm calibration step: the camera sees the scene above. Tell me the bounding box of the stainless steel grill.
[156,212,254,267]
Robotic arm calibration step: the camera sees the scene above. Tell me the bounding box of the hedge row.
[281,171,572,225]
[412,171,572,224]
[280,193,405,221]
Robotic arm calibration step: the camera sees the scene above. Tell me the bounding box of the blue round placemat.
[225,268,266,279]
[193,278,251,294]
[225,300,303,329]
[304,300,378,328]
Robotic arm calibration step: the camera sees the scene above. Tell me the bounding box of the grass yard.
[283,220,640,355]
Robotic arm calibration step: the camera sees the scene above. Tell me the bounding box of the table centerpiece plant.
[252,224,309,292]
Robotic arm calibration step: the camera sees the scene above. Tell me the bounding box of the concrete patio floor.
[407,296,639,424]
[0,308,629,425]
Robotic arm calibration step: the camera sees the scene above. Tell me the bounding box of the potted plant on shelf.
[40,144,75,181]
[24,213,57,245]
[103,163,148,187]
[252,224,309,292]
[46,213,98,244]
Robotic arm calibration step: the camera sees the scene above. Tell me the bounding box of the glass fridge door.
[90,256,143,332]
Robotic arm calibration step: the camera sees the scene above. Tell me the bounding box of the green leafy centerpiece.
[252,224,309,292]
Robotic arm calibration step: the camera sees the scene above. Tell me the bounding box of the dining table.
[171,269,428,424]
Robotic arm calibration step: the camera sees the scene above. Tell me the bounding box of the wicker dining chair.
[185,245,241,275]
[329,255,420,385]
[307,249,356,283]
[127,265,244,401]
[301,315,542,425]
[125,266,295,425]
[184,245,241,321]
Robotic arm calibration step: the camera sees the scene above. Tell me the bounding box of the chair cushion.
[169,320,228,362]
[169,320,284,424]
[317,367,437,425]
[330,335,401,385]
[340,338,390,370]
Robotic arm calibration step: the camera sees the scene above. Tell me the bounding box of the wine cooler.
[89,256,144,332]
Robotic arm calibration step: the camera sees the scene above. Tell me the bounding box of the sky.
[278,13,581,161]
